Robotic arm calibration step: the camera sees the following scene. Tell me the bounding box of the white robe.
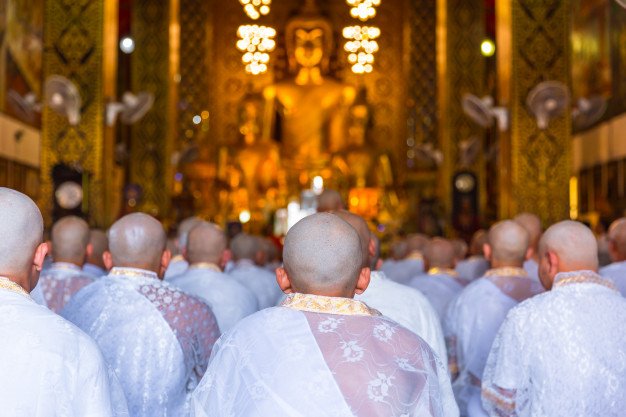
[380,257,425,285]
[38,262,95,313]
[84,262,107,279]
[482,271,626,417]
[169,264,259,332]
[228,259,282,309]
[600,260,626,296]
[192,293,459,417]
[523,259,539,281]
[409,270,465,319]
[355,270,448,366]
[0,280,128,417]
[62,267,220,417]
[443,268,544,416]
[455,257,489,282]
[164,255,189,280]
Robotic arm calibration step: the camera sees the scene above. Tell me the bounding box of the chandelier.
[343,25,380,74]
[239,0,271,20]
[346,0,381,21]
[236,25,277,75]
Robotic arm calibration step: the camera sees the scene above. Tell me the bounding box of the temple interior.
[1,0,625,241]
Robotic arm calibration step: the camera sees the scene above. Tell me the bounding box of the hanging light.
[239,0,271,20]
[343,25,380,74]
[236,25,277,75]
[346,0,381,22]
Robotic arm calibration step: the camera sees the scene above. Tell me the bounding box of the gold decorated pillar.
[130,0,179,217]
[436,0,486,220]
[41,0,118,226]
[496,0,571,224]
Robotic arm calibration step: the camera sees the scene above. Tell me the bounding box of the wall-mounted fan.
[462,94,509,131]
[572,96,607,130]
[45,75,82,126]
[7,90,41,124]
[106,92,154,126]
[526,81,570,130]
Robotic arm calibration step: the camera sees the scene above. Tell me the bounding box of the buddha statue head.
[285,0,334,74]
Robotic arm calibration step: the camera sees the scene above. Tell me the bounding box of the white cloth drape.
[455,257,489,283]
[600,261,626,296]
[482,271,626,417]
[228,259,282,309]
[0,288,128,417]
[380,258,425,285]
[62,267,220,417]
[164,256,189,280]
[409,273,464,319]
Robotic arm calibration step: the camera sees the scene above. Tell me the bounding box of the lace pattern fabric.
[482,273,626,417]
[38,262,95,313]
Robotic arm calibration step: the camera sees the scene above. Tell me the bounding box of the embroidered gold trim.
[554,274,617,291]
[0,277,31,299]
[482,387,516,413]
[485,267,528,278]
[51,262,82,272]
[109,267,158,279]
[282,293,378,316]
[405,252,424,261]
[189,263,222,273]
[428,267,459,277]
[170,255,185,262]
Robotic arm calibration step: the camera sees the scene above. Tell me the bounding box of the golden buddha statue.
[262,0,356,191]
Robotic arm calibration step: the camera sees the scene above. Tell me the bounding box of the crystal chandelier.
[346,0,381,21]
[239,0,272,20]
[236,25,277,75]
[343,25,380,74]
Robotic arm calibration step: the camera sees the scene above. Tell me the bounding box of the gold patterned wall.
[40,0,109,226]
[497,0,571,225]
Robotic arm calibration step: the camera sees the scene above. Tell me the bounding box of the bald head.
[332,210,371,267]
[87,229,108,268]
[406,234,429,255]
[451,238,468,261]
[230,233,260,261]
[487,220,530,265]
[107,213,167,272]
[317,189,345,212]
[390,240,408,260]
[539,221,598,284]
[187,222,227,266]
[282,213,363,295]
[0,188,44,279]
[425,238,456,269]
[469,229,488,256]
[608,218,626,262]
[51,216,90,266]
[514,212,542,251]
[177,216,202,251]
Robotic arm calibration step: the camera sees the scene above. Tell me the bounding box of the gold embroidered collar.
[405,252,424,261]
[554,270,617,292]
[189,262,222,273]
[109,267,158,280]
[170,255,185,262]
[282,293,379,317]
[428,267,459,277]
[0,277,31,299]
[51,262,82,272]
[485,267,528,278]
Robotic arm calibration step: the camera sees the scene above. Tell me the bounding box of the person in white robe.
[164,216,202,279]
[456,230,489,282]
[38,215,95,312]
[482,220,626,417]
[600,217,626,295]
[514,213,542,281]
[335,212,449,372]
[228,233,282,309]
[0,187,128,417]
[444,220,544,416]
[170,221,258,332]
[193,212,458,417]
[62,213,220,417]
[83,228,108,278]
[382,234,428,285]
[410,238,465,318]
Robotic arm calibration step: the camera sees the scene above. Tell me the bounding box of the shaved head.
[406,234,429,254]
[177,216,202,250]
[469,229,488,256]
[87,229,108,268]
[283,213,363,294]
[332,210,371,267]
[514,212,542,250]
[608,218,626,262]
[0,188,44,278]
[230,233,260,261]
[539,220,598,274]
[487,220,530,265]
[425,238,456,269]
[51,216,90,265]
[451,238,468,260]
[390,240,408,260]
[317,189,345,212]
[108,213,167,272]
[187,222,227,265]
